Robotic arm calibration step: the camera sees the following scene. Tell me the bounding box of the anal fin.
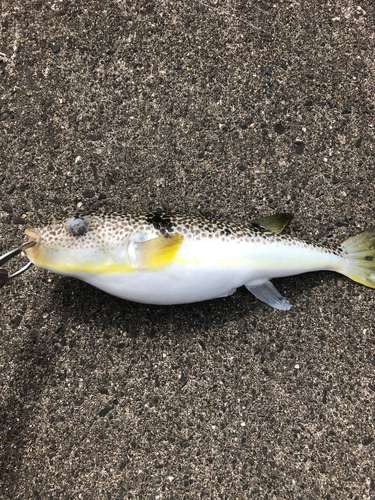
[245,280,292,310]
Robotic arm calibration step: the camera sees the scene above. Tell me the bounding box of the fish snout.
[24,228,40,256]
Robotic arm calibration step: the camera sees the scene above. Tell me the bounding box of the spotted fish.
[13,211,375,310]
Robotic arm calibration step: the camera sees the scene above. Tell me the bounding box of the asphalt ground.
[0,0,374,498]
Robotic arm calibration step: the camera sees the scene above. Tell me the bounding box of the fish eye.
[68,218,88,236]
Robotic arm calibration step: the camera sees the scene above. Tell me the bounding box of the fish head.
[24,214,135,275]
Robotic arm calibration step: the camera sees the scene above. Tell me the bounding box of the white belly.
[75,263,250,304]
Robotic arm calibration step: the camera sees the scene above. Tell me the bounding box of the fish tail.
[339,228,375,288]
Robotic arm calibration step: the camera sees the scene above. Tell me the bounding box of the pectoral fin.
[135,233,184,269]
[245,280,292,310]
[250,213,294,233]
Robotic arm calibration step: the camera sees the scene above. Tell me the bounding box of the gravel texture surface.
[0,0,374,498]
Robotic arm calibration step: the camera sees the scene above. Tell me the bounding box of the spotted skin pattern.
[32,211,343,259]
[25,210,375,309]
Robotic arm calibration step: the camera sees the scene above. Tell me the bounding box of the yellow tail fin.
[340,228,375,288]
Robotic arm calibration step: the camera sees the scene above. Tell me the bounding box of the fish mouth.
[24,229,40,255]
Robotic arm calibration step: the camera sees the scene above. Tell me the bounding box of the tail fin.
[340,228,375,288]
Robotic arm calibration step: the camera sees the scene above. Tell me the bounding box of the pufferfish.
[6,211,375,310]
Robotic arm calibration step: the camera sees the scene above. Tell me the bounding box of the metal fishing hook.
[0,241,36,288]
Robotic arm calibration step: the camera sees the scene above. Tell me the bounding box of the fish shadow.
[53,271,335,337]
[55,276,257,338]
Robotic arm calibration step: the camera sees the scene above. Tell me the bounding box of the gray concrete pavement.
[0,0,374,498]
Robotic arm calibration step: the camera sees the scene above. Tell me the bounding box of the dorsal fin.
[249,213,294,233]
